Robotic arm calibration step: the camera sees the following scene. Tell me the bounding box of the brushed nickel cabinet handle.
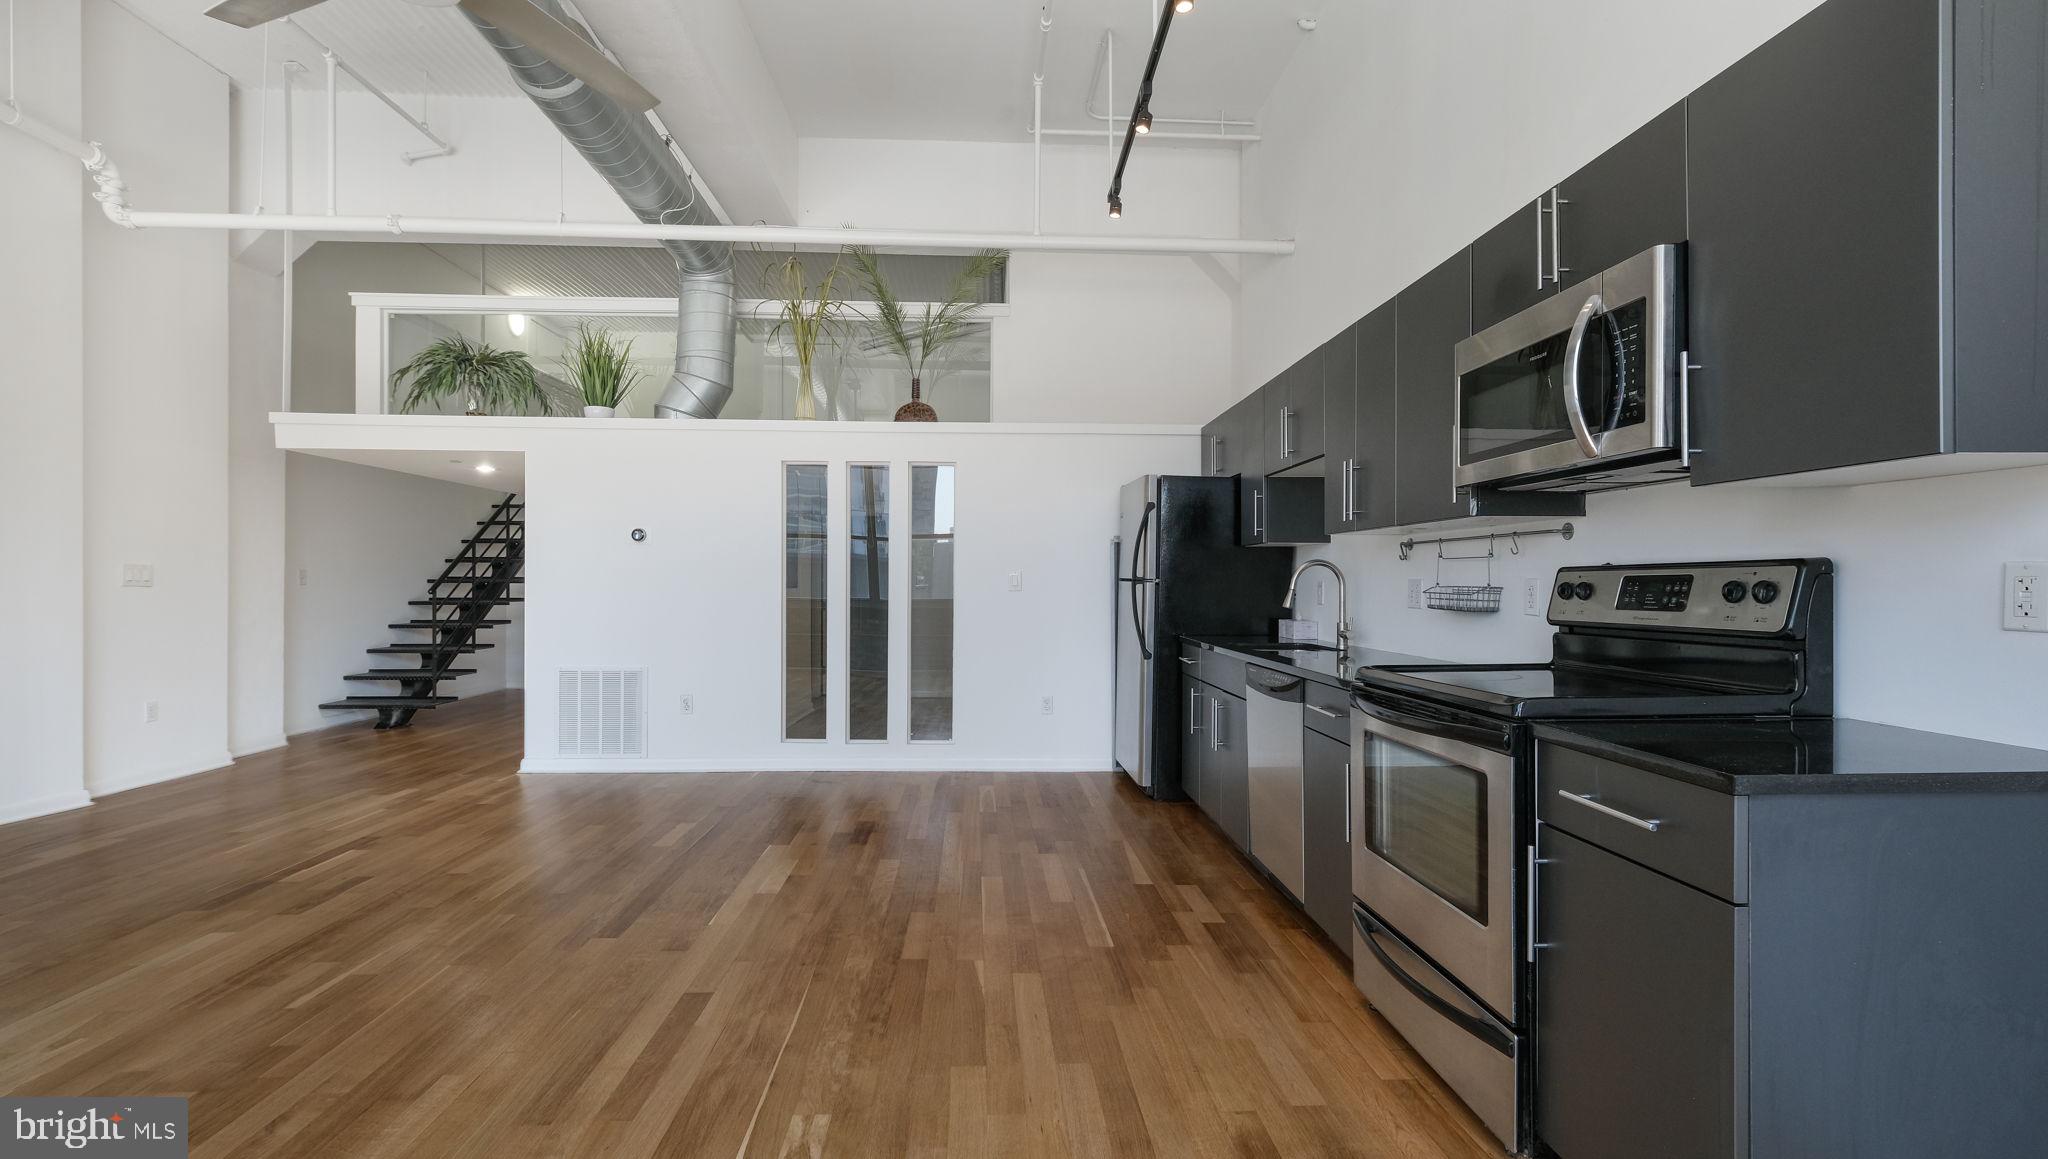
[1555,789,1661,832]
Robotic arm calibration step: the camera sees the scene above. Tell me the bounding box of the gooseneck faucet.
[1283,558,1350,652]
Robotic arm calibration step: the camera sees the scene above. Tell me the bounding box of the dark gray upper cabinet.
[1321,322,1359,533]
[1553,103,1689,295]
[1302,728,1352,951]
[1396,251,1474,526]
[1687,0,2048,484]
[1214,393,1262,479]
[1201,417,1225,477]
[1471,199,1554,334]
[1264,347,1324,470]
[1354,301,1402,529]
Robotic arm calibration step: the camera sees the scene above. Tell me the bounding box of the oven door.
[1454,243,1683,490]
[1350,695,1518,1019]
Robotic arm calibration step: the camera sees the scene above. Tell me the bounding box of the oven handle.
[1354,906,1515,1058]
[1352,698,1513,755]
[1561,291,1605,459]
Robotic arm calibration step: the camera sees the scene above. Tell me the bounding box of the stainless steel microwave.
[1454,244,1688,492]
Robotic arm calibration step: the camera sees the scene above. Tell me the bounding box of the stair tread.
[345,669,477,680]
[410,597,522,605]
[389,620,511,628]
[367,643,492,654]
[319,696,459,709]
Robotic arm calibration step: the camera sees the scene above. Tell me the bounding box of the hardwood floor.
[0,692,1500,1158]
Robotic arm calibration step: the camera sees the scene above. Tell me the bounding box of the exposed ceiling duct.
[463,0,736,419]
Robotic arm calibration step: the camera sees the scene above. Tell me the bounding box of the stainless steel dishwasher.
[1245,664,1306,902]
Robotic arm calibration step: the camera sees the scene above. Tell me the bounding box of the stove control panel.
[1548,563,1806,633]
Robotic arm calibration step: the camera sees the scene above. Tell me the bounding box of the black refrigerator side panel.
[1141,476,1296,801]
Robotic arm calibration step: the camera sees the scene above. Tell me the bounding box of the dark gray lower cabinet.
[1536,825,1742,1159]
[1200,688,1249,851]
[1300,729,1351,950]
[1180,674,1204,807]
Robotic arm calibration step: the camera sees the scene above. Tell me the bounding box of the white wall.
[799,138,1242,424]
[80,0,235,797]
[229,261,288,756]
[515,423,1194,770]
[284,456,510,736]
[0,1,90,824]
[1246,1,2048,749]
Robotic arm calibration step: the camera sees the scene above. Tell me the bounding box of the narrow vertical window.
[784,464,828,740]
[910,465,956,741]
[847,465,890,740]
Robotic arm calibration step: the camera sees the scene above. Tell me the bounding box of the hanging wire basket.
[1423,540,1504,614]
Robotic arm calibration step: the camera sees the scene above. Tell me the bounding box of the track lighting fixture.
[1134,107,1153,134]
[1174,0,1193,11]
[1108,194,1123,219]
[1103,0,1187,222]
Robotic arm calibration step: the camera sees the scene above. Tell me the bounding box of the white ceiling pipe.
[282,18,453,164]
[113,210,1296,255]
[324,50,337,215]
[1033,4,1050,236]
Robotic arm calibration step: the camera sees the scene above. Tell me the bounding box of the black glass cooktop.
[1351,663,1797,720]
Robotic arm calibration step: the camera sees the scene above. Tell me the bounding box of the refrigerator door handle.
[1128,501,1155,661]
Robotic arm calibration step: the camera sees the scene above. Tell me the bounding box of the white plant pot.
[582,405,616,418]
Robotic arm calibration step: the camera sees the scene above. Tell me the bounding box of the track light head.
[1108,194,1123,220]
[1134,108,1153,134]
[1174,0,1193,12]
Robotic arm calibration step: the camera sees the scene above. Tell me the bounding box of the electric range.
[1343,559,1834,1153]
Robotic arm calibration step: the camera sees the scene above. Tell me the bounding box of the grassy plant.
[391,334,554,416]
[562,323,644,410]
[846,247,1008,411]
[762,252,852,420]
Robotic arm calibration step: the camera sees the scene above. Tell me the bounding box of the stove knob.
[1751,579,1781,605]
[1573,581,1596,601]
[1556,582,1576,601]
[1721,580,1749,604]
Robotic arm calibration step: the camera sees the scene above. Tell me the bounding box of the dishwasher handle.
[1245,665,1305,700]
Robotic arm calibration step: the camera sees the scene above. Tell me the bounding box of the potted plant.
[391,334,555,416]
[847,246,1008,421]
[562,323,643,417]
[762,251,851,420]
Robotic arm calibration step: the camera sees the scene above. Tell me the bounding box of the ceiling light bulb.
[507,313,526,337]
[1174,0,1193,12]
[1134,109,1153,134]
[475,463,497,475]
[1108,195,1123,220]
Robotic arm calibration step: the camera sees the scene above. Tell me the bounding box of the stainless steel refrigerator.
[1114,475,1298,799]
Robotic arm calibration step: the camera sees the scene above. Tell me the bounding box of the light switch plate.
[1008,572,1023,591]
[121,564,155,588]
[2003,562,2046,632]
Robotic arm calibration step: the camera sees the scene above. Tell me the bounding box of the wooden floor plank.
[0,692,1500,1158]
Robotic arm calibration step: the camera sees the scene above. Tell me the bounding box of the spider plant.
[391,334,554,416]
[762,251,852,420]
[562,323,644,414]
[846,246,1008,421]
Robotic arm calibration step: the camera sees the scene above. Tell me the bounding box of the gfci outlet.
[1523,577,1544,616]
[1406,579,1423,609]
[679,694,694,715]
[2002,562,2047,632]
[143,700,159,724]
[1040,696,1055,715]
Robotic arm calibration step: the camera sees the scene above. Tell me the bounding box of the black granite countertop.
[1182,636,1444,688]
[1535,717,2048,795]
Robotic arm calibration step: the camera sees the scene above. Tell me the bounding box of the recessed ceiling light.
[475,463,497,475]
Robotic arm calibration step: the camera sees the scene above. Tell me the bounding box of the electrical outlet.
[143,700,159,724]
[1406,578,1423,609]
[1316,579,1327,607]
[1008,572,1023,591]
[1523,577,1543,616]
[1040,696,1055,715]
[297,567,308,587]
[121,564,154,589]
[679,694,694,714]
[2003,562,2047,632]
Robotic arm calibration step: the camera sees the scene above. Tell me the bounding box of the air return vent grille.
[556,669,646,757]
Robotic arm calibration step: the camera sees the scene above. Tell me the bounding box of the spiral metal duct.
[465,0,734,418]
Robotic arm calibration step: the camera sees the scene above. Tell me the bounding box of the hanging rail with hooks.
[1398,522,1575,562]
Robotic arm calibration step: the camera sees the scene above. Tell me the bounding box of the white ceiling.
[115,0,521,97]
[735,0,1323,141]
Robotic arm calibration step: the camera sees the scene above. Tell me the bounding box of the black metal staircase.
[320,492,524,730]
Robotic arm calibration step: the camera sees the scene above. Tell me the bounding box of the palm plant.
[847,246,1008,421]
[391,334,554,416]
[562,323,643,414]
[762,252,852,420]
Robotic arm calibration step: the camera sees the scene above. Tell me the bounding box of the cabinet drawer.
[1538,741,1747,903]
[1303,681,1351,741]
[1198,647,1246,694]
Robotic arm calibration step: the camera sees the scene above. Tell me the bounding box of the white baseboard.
[519,756,1113,774]
[0,790,94,827]
[231,734,289,758]
[87,750,236,798]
